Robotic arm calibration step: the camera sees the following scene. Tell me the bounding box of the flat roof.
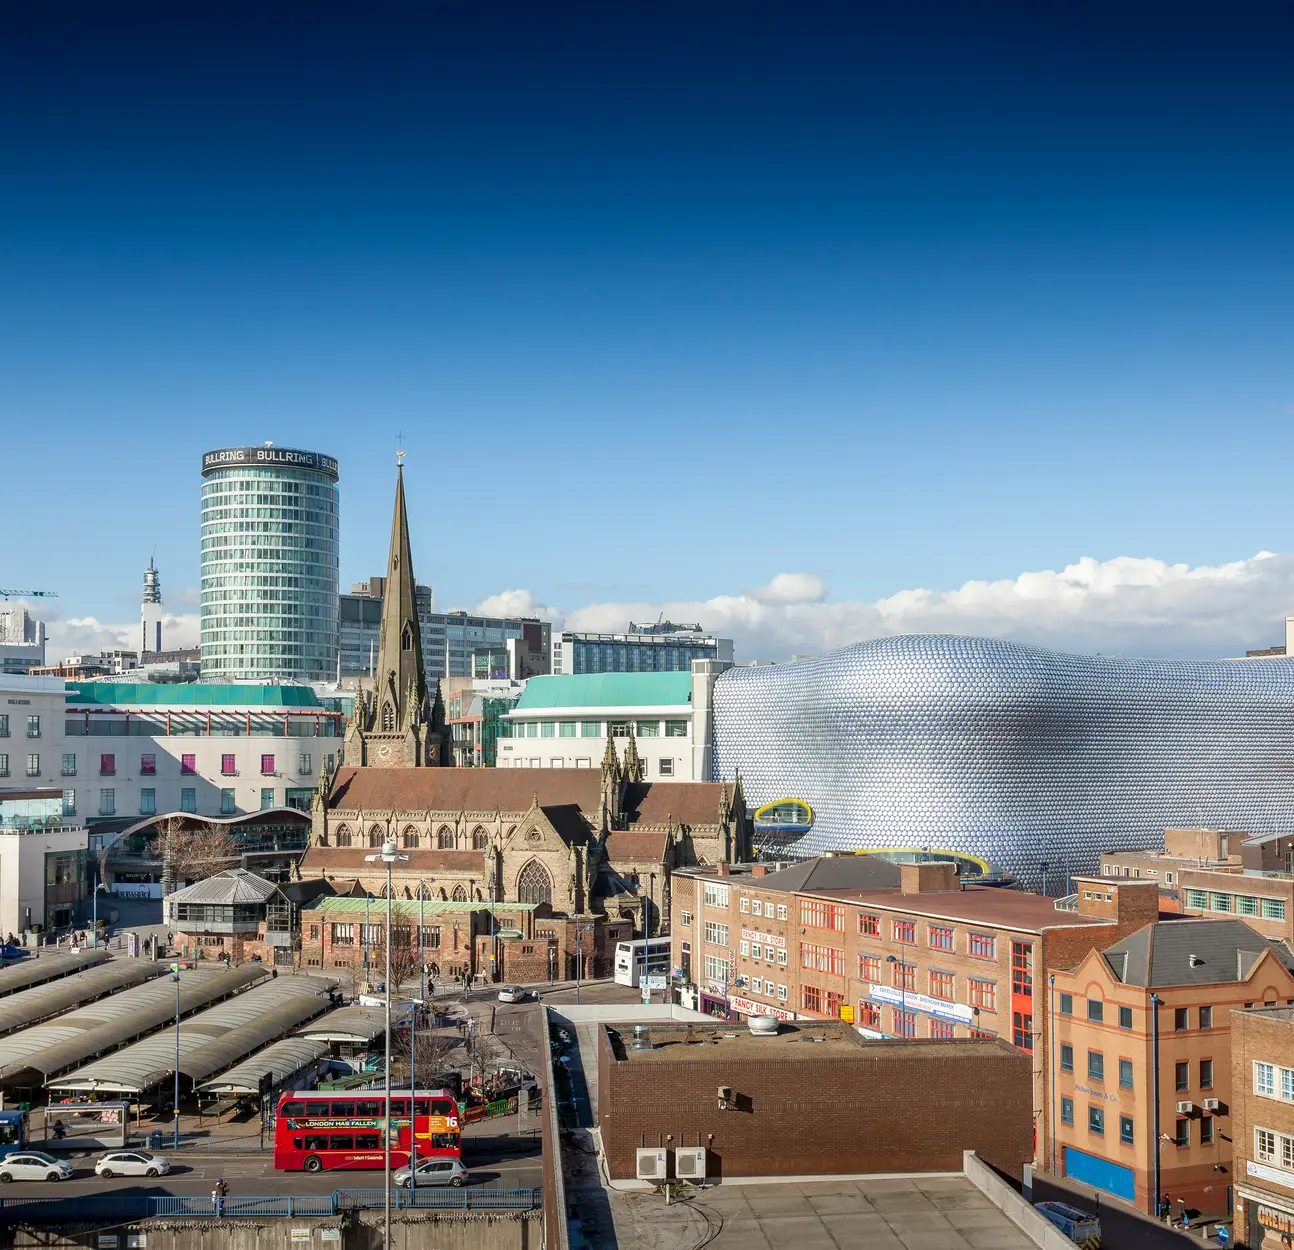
[67,682,324,708]
[802,884,1111,932]
[511,672,692,712]
[610,1022,865,1062]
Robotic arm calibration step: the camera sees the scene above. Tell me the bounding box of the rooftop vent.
[630,1024,654,1051]
[747,1015,779,1036]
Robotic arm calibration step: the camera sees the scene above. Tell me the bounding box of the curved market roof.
[0,951,110,997]
[0,961,163,1036]
[294,1005,389,1045]
[47,974,337,1094]
[511,672,692,712]
[67,683,324,708]
[195,1035,328,1096]
[0,965,268,1081]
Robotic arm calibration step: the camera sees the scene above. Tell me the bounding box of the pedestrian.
[1178,1197,1189,1229]
[1158,1194,1170,1223]
[52,1119,66,1140]
[212,1187,222,1217]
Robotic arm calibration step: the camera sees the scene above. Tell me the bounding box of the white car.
[95,1151,170,1178]
[393,1157,469,1188]
[497,986,527,1003]
[0,1151,74,1183]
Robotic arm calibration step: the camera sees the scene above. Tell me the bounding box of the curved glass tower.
[712,634,1294,889]
[200,446,340,682]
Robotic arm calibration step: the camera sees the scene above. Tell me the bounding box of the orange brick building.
[1231,1005,1294,1249]
[670,856,1158,1167]
[1049,918,1294,1222]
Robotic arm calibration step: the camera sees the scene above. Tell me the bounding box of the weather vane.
[396,428,406,468]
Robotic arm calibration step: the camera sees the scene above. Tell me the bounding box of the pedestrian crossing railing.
[0,1186,542,1221]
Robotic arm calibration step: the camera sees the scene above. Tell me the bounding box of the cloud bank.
[45,612,201,659]
[476,551,1294,662]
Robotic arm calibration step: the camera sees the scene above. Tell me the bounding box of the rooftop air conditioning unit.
[1176,1101,1196,1115]
[1203,1098,1222,1112]
[636,1149,668,1181]
[675,1147,707,1180]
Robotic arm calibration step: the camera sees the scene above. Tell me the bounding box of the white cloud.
[476,550,1294,662]
[45,613,201,660]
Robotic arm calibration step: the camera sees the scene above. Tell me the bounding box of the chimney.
[717,863,730,877]
[752,865,768,878]
[900,861,958,895]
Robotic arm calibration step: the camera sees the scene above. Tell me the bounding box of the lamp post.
[169,962,181,1148]
[366,840,407,1248]
[1151,992,1163,1217]
[886,955,906,1037]
[91,874,104,949]
[364,892,372,986]
[574,922,590,1004]
[411,877,434,1193]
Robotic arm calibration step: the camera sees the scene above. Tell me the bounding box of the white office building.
[551,625,732,675]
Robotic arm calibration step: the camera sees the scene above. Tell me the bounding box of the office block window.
[1201,1117,1214,1146]
[1199,1005,1213,1029]
[1059,993,1073,1015]
[26,715,40,738]
[1061,1097,1074,1127]
[261,788,275,809]
[260,753,275,774]
[221,754,236,775]
[1176,1060,1189,1092]
[100,754,115,776]
[1060,1044,1074,1073]
[181,754,196,774]
[1088,1051,1104,1081]
[220,788,236,814]
[1119,1059,1133,1089]
[1087,999,1104,1023]
[1119,1116,1134,1145]
[1089,1107,1104,1136]
[26,754,39,777]
[0,754,8,778]
[139,789,156,815]
[1173,1119,1189,1147]
[1200,1059,1213,1089]
[299,753,312,774]
[99,789,115,816]
[580,721,601,737]
[0,715,7,736]
[61,754,76,777]
[1174,1007,1188,1031]
[180,788,196,813]
[140,754,156,775]
[1119,1005,1133,1029]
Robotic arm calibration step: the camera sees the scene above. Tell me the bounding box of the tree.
[389,1021,459,1090]
[153,818,239,892]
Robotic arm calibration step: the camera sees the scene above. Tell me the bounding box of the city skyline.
[3,5,1293,662]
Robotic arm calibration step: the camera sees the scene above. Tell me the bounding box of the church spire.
[374,457,427,731]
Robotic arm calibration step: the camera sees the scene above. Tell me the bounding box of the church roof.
[328,766,602,814]
[603,830,671,863]
[300,846,487,875]
[623,782,730,828]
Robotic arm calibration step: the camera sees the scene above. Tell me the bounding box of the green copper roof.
[307,897,537,918]
[67,683,323,708]
[513,672,692,711]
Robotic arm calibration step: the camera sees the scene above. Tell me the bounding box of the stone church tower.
[343,458,443,768]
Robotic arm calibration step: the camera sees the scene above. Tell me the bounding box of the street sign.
[644,975,667,990]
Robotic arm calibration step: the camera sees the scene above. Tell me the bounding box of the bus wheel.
[304,1156,323,1174]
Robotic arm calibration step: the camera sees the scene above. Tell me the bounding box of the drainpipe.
[1049,975,1057,1175]
[1151,993,1162,1216]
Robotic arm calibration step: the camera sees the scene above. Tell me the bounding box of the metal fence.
[0,1187,541,1222]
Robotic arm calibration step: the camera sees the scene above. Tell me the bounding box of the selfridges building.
[711,634,1294,891]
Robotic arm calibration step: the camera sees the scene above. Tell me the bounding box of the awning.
[195,1036,328,1096]
[293,1005,388,1045]
[0,961,164,1036]
[47,974,337,1095]
[0,951,110,997]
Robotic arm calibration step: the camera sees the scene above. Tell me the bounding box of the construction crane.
[0,590,58,600]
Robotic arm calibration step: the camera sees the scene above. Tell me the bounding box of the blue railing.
[0,1187,541,1222]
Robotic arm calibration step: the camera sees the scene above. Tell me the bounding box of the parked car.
[497,986,527,1003]
[0,1151,74,1183]
[392,1158,469,1188]
[95,1151,170,1178]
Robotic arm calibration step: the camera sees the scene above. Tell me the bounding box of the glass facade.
[200,451,340,681]
[712,634,1294,886]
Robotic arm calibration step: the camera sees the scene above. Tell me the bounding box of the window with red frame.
[826,990,844,1017]
[894,1008,916,1038]
[928,925,954,952]
[799,900,844,931]
[140,754,156,776]
[1013,1011,1034,1051]
[859,955,881,983]
[221,754,236,775]
[181,754,196,774]
[969,978,996,1012]
[800,942,845,977]
[859,913,880,938]
[970,1028,996,1040]
[261,754,275,775]
[929,1019,955,1039]
[893,919,916,944]
[801,984,823,1013]
[892,960,915,991]
[969,932,996,959]
[929,969,954,1000]
[99,753,115,776]
[858,1002,882,1030]
[1011,942,1033,998]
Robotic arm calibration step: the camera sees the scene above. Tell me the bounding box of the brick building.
[596,1020,1032,1180]
[299,894,631,984]
[1050,918,1294,1222]
[1100,827,1294,935]
[670,856,1160,1168]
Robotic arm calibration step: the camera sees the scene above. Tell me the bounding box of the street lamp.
[574,922,590,1004]
[91,875,108,950]
[365,839,407,1246]
[169,962,181,1148]
[886,955,907,1038]
[411,876,435,1193]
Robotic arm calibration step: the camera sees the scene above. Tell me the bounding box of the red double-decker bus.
[273,1089,460,1173]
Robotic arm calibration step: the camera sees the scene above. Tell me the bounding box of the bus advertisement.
[273,1089,460,1173]
[613,937,671,987]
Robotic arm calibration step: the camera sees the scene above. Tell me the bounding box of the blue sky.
[3,3,1293,658]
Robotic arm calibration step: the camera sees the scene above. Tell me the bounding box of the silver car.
[95,1150,170,1178]
[0,1151,74,1183]
[392,1157,469,1188]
